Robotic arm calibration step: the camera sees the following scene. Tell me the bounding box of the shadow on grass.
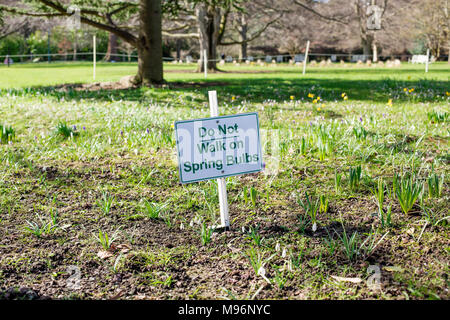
[1,76,447,105]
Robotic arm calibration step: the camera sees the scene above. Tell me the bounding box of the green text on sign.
[175,113,263,184]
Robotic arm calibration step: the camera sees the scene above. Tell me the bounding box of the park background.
[0,0,448,301]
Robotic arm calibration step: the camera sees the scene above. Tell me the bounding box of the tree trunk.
[135,0,163,85]
[196,4,221,72]
[240,42,248,62]
[238,14,248,61]
[105,33,118,62]
[176,39,181,61]
[361,33,374,62]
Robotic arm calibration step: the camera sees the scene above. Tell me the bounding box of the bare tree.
[411,0,449,61]
[0,1,27,40]
[163,0,281,72]
[219,1,282,60]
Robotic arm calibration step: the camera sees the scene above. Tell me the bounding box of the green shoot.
[298,191,320,231]
[334,170,342,193]
[348,165,362,192]
[200,222,212,246]
[0,124,15,144]
[427,173,444,198]
[97,191,115,215]
[96,229,118,250]
[395,174,422,214]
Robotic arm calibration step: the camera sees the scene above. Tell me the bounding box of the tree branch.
[162,31,199,39]
[33,0,138,45]
[0,5,65,18]
[220,14,282,46]
[293,0,349,25]
[0,22,26,40]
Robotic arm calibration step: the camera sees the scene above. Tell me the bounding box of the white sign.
[175,113,263,184]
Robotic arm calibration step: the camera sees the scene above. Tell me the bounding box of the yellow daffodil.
[308,93,315,98]
[317,97,321,101]
[341,93,346,98]
[313,99,318,104]
[290,96,295,100]
[387,99,393,106]
[446,91,450,96]
[344,96,348,101]
[231,96,236,101]
[317,107,321,111]
[404,88,407,92]
[409,88,414,93]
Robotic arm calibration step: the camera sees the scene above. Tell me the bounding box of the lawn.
[0,61,448,300]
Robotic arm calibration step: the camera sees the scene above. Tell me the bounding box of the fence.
[1,51,447,65]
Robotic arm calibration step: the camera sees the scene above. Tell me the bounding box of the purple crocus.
[146,128,150,134]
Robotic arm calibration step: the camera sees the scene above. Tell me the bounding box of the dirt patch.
[50,77,229,93]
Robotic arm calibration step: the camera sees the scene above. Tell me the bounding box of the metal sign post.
[209,91,229,228]
[204,49,208,79]
[93,35,96,80]
[303,40,310,75]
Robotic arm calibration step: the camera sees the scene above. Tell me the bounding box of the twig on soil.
[250,284,266,300]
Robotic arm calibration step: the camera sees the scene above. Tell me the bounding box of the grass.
[0,61,449,91]
[0,61,448,300]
